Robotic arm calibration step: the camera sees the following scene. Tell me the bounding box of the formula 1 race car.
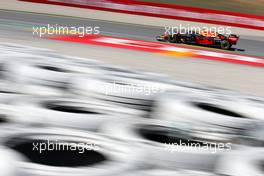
[156,30,239,50]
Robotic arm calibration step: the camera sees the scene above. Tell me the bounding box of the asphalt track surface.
[1,10,264,96]
[0,10,264,57]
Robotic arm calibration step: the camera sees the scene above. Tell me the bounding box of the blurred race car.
[156,30,239,50]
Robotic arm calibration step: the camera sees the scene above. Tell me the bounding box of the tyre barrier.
[0,147,22,176]
[69,74,212,112]
[240,94,264,105]
[0,106,18,125]
[0,108,17,136]
[1,43,264,174]
[11,97,144,130]
[1,127,141,176]
[241,122,264,146]
[207,87,264,108]
[0,96,33,140]
[0,78,66,97]
[151,92,260,136]
[0,45,103,75]
[3,58,76,88]
[0,81,23,95]
[215,147,264,176]
[69,76,173,111]
[126,169,216,176]
[99,119,234,172]
[230,94,264,121]
[206,87,264,107]
[18,84,66,97]
[2,56,105,97]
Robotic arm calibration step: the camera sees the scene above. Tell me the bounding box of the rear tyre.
[168,35,178,43]
[220,40,231,50]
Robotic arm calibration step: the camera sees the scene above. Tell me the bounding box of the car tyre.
[168,35,179,43]
[220,40,231,50]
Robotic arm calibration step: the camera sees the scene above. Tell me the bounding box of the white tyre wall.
[69,75,211,111]
[242,122,264,146]
[0,43,104,72]
[1,127,142,176]
[0,108,25,139]
[0,96,34,142]
[69,76,169,111]
[197,90,264,120]
[0,147,23,176]
[0,81,23,95]
[232,94,264,120]
[151,92,260,132]
[71,76,176,100]
[0,79,66,97]
[126,169,217,176]
[12,97,144,130]
[191,88,264,120]
[4,59,72,88]
[17,84,66,97]
[99,120,232,172]
[216,147,264,176]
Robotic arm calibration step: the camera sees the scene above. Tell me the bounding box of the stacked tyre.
[0,43,264,175]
